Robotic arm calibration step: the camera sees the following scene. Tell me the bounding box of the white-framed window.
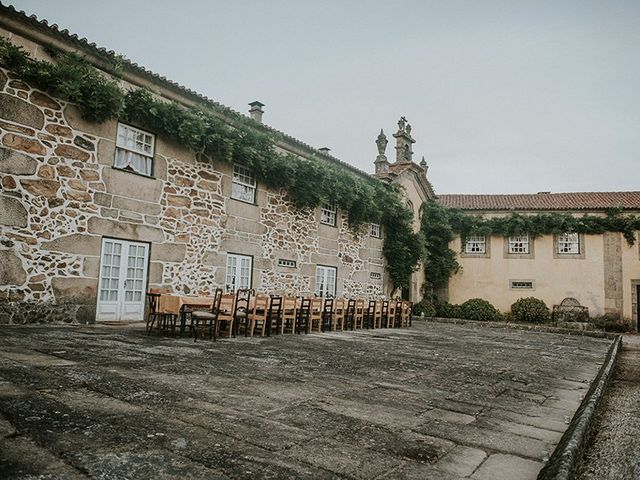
[315,265,337,297]
[231,164,256,203]
[114,123,154,176]
[464,235,486,254]
[557,232,580,254]
[225,253,252,292]
[370,223,381,238]
[320,201,337,226]
[508,234,529,254]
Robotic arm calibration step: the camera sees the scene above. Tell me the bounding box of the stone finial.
[393,116,415,164]
[374,129,389,174]
[248,101,265,123]
[420,156,428,176]
[376,129,388,156]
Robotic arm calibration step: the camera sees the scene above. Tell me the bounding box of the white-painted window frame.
[557,232,580,254]
[315,265,337,297]
[464,235,486,254]
[231,164,256,203]
[508,234,530,254]
[320,201,337,226]
[370,222,381,238]
[114,123,155,176]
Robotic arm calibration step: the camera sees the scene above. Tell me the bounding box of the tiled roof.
[0,3,371,180]
[438,192,640,211]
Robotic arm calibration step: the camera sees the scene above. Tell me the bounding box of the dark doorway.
[401,286,410,301]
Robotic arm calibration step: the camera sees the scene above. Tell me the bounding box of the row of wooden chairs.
[181,289,413,341]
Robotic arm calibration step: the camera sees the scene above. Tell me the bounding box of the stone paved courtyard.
[0,321,612,479]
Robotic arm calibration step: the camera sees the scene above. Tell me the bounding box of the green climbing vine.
[421,201,640,289]
[0,37,423,290]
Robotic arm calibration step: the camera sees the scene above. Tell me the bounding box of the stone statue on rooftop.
[376,129,388,156]
[397,116,407,132]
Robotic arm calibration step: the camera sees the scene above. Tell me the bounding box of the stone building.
[438,193,640,324]
[0,5,433,323]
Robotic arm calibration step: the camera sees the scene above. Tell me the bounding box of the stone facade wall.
[0,64,385,324]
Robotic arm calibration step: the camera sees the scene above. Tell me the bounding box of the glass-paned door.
[96,238,149,321]
[225,253,252,292]
[315,265,337,297]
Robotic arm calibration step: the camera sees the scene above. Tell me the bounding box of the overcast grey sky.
[11,0,640,194]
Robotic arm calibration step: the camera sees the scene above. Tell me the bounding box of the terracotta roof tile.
[438,192,640,211]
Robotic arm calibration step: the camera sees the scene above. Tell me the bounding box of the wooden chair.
[266,295,283,336]
[402,301,413,327]
[309,298,323,333]
[296,297,312,334]
[250,294,270,336]
[217,293,236,337]
[364,300,376,329]
[321,298,334,332]
[380,300,390,328]
[354,299,365,329]
[373,300,383,328]
[344,298,356,330]
[233,289,253,337]
[393,300,403,327]
[333,298,345,331]
[146,291,176,336]
[190,288,223,341]
[282,296,298,334]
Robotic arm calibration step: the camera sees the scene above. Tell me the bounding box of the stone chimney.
[318,147,331,155]
[393,116,415,163]
[248,101,265,123]
[374,129,389,174]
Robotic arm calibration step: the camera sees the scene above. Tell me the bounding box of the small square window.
[465,235,486,254]
[557,232,580,254]
[278,259,296,268]
[370,223,381,238]
[231,164,256,203]
[508,234,529,254]
[510,280,534,289]
[321,201,337,226]
[114,123,154,176]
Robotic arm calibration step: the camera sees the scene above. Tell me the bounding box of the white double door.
[96,238,149,322]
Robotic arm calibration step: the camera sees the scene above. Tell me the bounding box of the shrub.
[434,301,462,319]
[460,298,499,321]
[510,297,551,323]
[592,313,632,333]
[412,300,436,317]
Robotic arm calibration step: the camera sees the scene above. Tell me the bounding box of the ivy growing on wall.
[421,201,640,289]
[0,37,423,290]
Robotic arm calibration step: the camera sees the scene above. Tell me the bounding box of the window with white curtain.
[557,232,580,254]
[508,234,529,254]
[225,253,252,292]
[231,164,256,203]
[315,265,337,297]
[114,123,154,176]
[320,201,337,226]
[464,235,486,254]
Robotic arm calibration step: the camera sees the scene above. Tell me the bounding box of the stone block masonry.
[0,65,384,323]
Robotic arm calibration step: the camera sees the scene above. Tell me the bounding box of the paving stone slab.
[0,322,612,479]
